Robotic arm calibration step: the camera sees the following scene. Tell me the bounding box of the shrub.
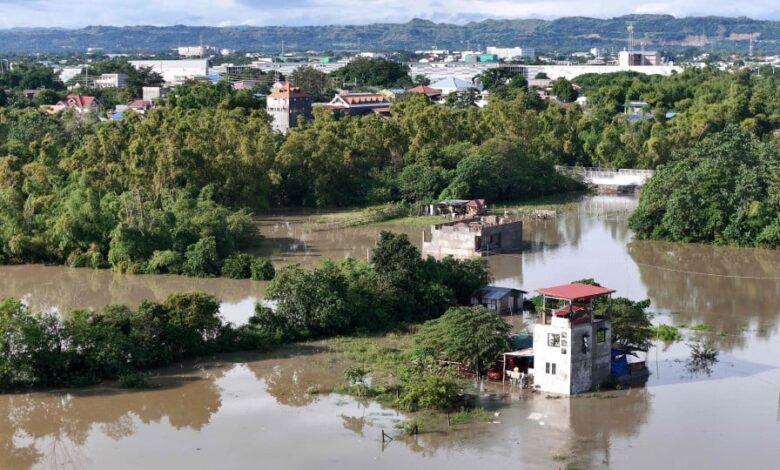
[250,256,275,281]
[183,237,221,277]
[146,250,184,274]
[221,253,255,279]
[116,371,152,389]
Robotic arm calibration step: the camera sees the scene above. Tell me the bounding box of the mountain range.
[0,15,778,54]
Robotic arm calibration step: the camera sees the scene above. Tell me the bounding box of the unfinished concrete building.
[422,216,523,259]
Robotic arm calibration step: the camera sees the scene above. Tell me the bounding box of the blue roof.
[430,77,481,91]
[511,333,533,350]
[110,110,124,121]
[627,113,654,122]
[482,285,527,301]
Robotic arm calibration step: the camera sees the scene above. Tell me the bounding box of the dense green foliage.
[578,278,655,350]
[254,231,491,341]
[0,292,275,390]
[328,57,411,88]
[413,306,512,372]
[630,127,780,247]
[289,65,335,102]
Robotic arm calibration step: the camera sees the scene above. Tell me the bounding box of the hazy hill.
[0,15,777,54]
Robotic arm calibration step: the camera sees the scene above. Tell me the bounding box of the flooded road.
[2,195,780,469]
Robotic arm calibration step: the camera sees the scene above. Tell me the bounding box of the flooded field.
[2,195,780,469]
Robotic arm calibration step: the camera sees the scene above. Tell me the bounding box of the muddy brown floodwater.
[2,195,780,469]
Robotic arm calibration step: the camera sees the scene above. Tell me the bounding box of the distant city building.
[94,73,128,88]
[142,86,170,102]
[429,77,482,95]
[486,46,536,60]
[129,59,209,85]
[266,82,312,134]
[219,48,235,56]
[618,50,662,67]
[177,46,214,57]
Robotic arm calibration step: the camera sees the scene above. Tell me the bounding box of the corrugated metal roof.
[482,285,527,300]
[536,283,615,300]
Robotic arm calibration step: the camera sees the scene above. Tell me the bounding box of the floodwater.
[2,195,780,469]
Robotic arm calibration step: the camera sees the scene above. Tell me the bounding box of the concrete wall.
[479,221,523,253]
[422,224,480,259]
[533,317,612,395]
[421,220,523,259]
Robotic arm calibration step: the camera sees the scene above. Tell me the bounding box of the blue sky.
[0,0,778,28]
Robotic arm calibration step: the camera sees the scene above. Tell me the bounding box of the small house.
[472,286,527,314]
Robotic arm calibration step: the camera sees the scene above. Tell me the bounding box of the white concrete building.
[266,82,312,134]
[129,59,209,85]
[618,50,662,67]
[177,46,213,57]
[486,46,535,60]
[94,73,128,88]
[142,86,170,102]
[532,283,615,395]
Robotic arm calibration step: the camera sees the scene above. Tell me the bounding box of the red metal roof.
[536,283,615,301]
[64,95,97,108]
[407,85,442,95]
[269,82,309,99]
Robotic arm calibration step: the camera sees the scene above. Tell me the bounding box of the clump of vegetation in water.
[116,371,153,389]
[220,253,276,280]
[250,231,491,341]
[0,293,277,391]
[333,305,511,418]
[687,341,719,375]
[653,324,683,342]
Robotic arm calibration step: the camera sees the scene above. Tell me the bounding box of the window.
[597,328,608,343]
[582,334,590,353]
[545,362,557,375]
[561,348,567,355]
[547,333,561,347]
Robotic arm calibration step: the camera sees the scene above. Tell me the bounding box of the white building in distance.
[177,46,213,57]
[129,59,209,85]
[94,73,128,88]
[486,46,536,60]
[618,50,663,66]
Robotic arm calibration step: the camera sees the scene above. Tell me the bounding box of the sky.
[0,0,779,29]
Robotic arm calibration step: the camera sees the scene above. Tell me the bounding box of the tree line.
[2,60,780,270]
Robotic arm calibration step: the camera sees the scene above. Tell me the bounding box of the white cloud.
[0,0,778,28]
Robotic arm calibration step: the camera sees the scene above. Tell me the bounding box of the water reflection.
[629,240,780,349]
[0,364,225,470]
[0,265,266,324]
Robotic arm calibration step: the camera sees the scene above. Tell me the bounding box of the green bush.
[221,253,255,279]
[116,371,152,389]
[146,250,184,274]
[250,257,275,281]
[183,237,221,277]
